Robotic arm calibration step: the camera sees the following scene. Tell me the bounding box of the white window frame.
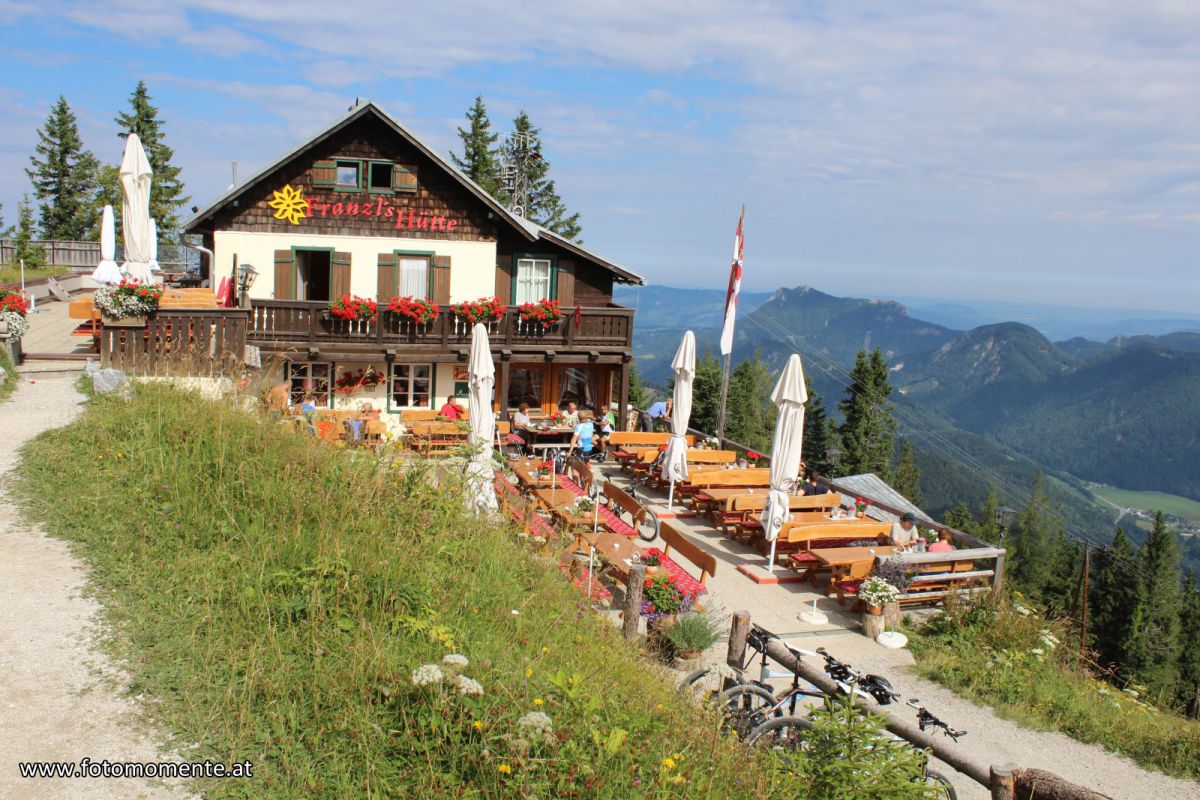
[288,362,332,408]
[389,363,433,409]
[514,258,553,304]
[399,255,430,300]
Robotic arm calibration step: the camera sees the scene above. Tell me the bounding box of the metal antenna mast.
[502,131,535,218]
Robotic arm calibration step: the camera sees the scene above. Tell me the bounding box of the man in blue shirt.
[645,398,672,431]
[571,411,596,455]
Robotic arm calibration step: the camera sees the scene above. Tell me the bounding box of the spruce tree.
[942,503,980,537]
[977,488,1001,543]
[1126,512,1182,700]
[26,95,98,240]
[450,95,501,196]
[501,111,582,241]
[1009,473,1073,609]
[628,362,648,410]
[891,439,924,506]
[1090,527,1140,671]
[1177,574,1200,715]
[669,351,723,434]
[725,353,777,452]
[115,81,188,235]
[802,382,833,475]
[837,348,897,477]
[12,195,46,267]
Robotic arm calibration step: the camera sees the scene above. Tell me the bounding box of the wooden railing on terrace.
[100,309,250,375]
[248,300,634,350]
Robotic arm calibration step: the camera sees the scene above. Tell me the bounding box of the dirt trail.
[0,374,192,799]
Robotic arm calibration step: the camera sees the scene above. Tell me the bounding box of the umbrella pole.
[767,538,777,573]
[586,545,595,602]
[668,480,675,511]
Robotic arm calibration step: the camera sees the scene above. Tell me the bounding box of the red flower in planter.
[747,451,763,461]
[387,296,438,324]
[329,295,377,322]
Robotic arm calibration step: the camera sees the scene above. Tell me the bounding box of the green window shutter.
[331,252,352,298]
[273,250,295,299]
[312,160,337,186]
[377,253,398,300]
[393,165,418,193]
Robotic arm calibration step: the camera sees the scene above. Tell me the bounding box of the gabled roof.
[184,101,644,285]
[827,472,930,524]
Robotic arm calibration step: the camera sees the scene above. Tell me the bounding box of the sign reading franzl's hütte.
[268,184,460,232]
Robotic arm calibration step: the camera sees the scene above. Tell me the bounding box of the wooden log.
[862,608,885,639]
[991,764,1016,800]
[726,611,751,671]
[1012,768,1114,800]
[621,562,647,642]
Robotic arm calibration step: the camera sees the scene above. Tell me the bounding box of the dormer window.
[336,161,361,189]
[369,161,393,191]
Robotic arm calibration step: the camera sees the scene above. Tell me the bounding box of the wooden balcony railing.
[248,301,634,350]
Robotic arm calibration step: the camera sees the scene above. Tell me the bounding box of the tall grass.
[15,384,794,799]
[907,595,1200,781]
[0,347,15,401]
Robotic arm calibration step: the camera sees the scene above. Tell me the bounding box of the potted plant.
[450,297,506,325]
[858,576,899,615]
[0,288,29,339]
[93,279,163,326]
[328,294,378,323]
[850,496,871,519]
[641,575,688,633]
[387,295,438,325]
[518,298,562,330]
[661,611,722,666]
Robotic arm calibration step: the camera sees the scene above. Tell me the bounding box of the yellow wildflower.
[656,703,664,711]
[542,646,549,654]
[533,698,544,706]
[497,764,512,775]
[525,668,533,678]
[661,757,676,769]
[472,721,484,731]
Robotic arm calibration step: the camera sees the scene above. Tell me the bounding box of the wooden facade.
[184,101,642,422]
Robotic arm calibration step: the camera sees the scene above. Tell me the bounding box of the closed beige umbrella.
[119,133,154,284]
[465,322,498,514]
[662,330,695,510]
[762,353,807,572]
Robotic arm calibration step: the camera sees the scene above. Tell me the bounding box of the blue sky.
[2,0,1199,312]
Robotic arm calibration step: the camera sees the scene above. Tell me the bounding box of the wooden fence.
[0,239,100,267]
[99,310,250,376]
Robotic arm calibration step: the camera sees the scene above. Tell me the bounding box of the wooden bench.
[401,409,440,425]
[780,520,893,573]
[730,493,841,540]
[645,522,718,599]
[157,288,219,309]
[600,480,646,539]
[639,449,740,488]
[685,468,773,510]
[410,421,468,457]
[833,560,994,608]
[494,476,559,544]
[566,457,594,495]
[610,432,691,473]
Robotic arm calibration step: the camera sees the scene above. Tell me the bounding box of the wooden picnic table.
[587,531,645,583]
[532,487,581,511]
[809,545,899,595]
[510,458,556,489]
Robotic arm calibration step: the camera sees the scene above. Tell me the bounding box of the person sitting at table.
[570,410,596,456]
[890,512,920,547]
[596,403,616,451]
[560,401,580,427]
[928,528,956,553]
[802,471,830,495]
[511,403,534,453]
[439,395,465,421]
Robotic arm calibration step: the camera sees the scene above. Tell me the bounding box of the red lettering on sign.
[347,202,360,215]
[332,202,344,216]
[415,212,429,230]
[385,206,395,218]
[430,215,446,231]
[360,202,372,216]
[446,219,458,233]
[375,198,384,217]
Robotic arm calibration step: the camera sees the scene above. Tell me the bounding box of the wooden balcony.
[247,300,634,354]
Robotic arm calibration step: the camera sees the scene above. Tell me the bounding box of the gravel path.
[0,374,192,800]
[760,629,1200,800]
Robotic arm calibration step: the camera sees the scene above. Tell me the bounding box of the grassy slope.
[907,599,1200,782]
[14,385,782,799]
[0,265,72,285]
[1090,486,1200,524]
[0,348,15,401]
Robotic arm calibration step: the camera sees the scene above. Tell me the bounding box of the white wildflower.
[454,675,485,697]
[1014,604,1032,617]
[1039,634,1058,649]
[713,664,739,680]
[1030,647,1044,657]
[517,711,554,743]
[511,609,521,616]
[1097,686,1110,696]
[1123,688,1140,699]
[442,653,469,669]
[411,664,444,687]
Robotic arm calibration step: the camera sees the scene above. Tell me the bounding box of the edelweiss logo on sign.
[266,184,462,232]
[268,185,309,225]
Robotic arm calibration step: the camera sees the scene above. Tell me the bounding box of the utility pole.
[501,131,536,218]
[1072,546,1091,664]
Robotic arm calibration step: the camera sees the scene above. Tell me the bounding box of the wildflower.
[525,667,533,678]
[498,764,512,775]
[1014,604,1032,617]
[533,697,544,706]
[455,675,485,697]
[1030,647,1044,656]
[516,711,554,743]
[411,664,444,687]
[713,663,739,680]
[511,609,520,616]
[542,646,549,654]
[661,757,676,769]
[442,653,469,669]
[473,721,484,731]
[1123,688,1140,698]
[656,703,664,711]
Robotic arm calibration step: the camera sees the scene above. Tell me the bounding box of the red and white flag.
[719,206,744,356]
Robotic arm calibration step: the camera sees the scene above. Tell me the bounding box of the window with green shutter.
[367,161,394,193]
[335,160,362,191]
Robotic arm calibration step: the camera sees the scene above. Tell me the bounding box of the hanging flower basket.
[518,298,562,329]
[450,297,506,325]
[387,296,438,324]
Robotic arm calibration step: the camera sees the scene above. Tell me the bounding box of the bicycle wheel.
[924,769,957,800]
[678,665,743,705]
[744,714,811,753]
[716,683,780,738]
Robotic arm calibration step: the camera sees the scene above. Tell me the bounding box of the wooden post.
[991,550,1006,598]
[617,360,631,431]
[498,359,510,418]
[990,764,1015,800]
[726,611,751,670]
[622,562,647,641]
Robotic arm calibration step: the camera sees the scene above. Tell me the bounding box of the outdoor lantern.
[237,263,259,294]
[996,505,1018,537]
[825,446,841,467]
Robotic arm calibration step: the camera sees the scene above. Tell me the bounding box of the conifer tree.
[942,503,980,537]
[1089,526,1140,671]
[725,353,777,452]
[1177,574,1200,716]
[12,195,46,267]
[977,488,1001,543]
[891,439,924,506]
[802,382,833,475]
[1009,473,1075,610]
[837,348,896,477]
[628,362,648,410]
[115,81,188,235]
[450,95,501,196]
[26,96,98,240]
[669,351,722,434]
[500,111,582,241]
[1125,512,1182,700]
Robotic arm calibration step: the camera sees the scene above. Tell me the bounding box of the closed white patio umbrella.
[148,218,161,274]
[465,322,499,514]
[89,204,122,285]
[762,353,808,572]
[119,133,154,284]
[662,330,696,510]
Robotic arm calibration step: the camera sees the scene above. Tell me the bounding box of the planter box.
[102,313,147,327]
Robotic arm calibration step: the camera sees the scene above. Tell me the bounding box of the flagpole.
[715,206,744,442]
[715,352,732,440]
